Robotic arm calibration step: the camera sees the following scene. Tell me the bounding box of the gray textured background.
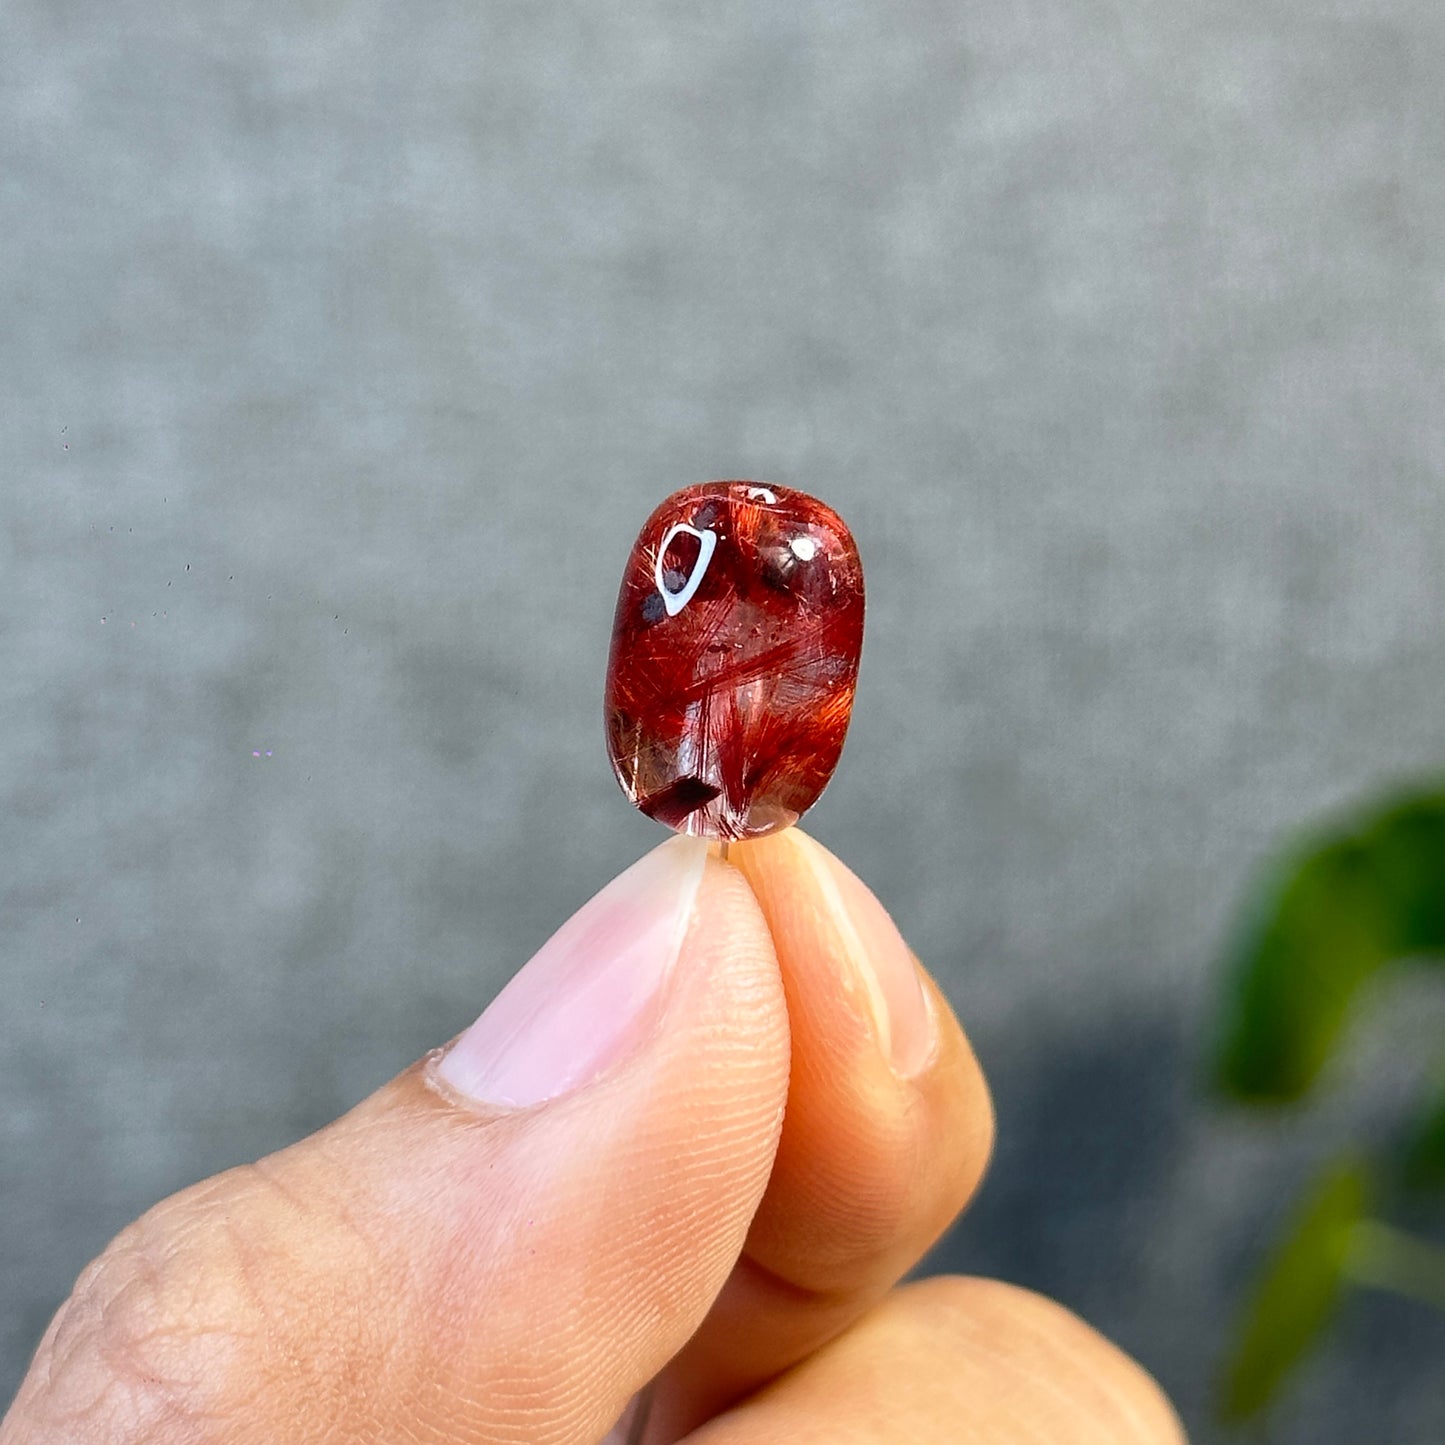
[4,1,1444,1439]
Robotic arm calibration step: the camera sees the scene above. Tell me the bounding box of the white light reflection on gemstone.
[654,523,718,616]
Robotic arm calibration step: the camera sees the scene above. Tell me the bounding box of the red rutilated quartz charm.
[604,481,865,839]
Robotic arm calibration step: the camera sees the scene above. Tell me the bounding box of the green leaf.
[1343,1220,1445,1309]
[1220,1161,1370,1422]
[1214,786,1445,1102]
[1214,839,1387,1100]
[1404,1074,1445,1192]
[1361,795,1445,954]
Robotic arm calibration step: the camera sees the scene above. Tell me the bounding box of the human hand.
[2,831,1185,1444]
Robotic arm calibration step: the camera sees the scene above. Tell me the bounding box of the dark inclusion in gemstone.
[604,480,865,840]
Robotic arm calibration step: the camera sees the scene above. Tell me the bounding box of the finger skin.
[1,857,790,1445]
[686,1276,1188,1445]
[650,831,995,1437]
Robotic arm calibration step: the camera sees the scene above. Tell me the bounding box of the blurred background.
[4,1,1444,1438]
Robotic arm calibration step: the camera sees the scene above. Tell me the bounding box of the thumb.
[4,840,790,1445]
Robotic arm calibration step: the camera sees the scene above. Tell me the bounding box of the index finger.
[644,827,994,1439]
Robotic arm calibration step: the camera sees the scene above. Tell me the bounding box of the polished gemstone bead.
[604,481,865,839]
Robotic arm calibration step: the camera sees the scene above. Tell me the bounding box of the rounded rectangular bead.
[604,481,865,839]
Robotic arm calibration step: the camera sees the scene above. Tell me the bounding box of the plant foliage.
[1212,786,1445,1423]
[1215,791,1445,1103]
[1220,1163,1367,1421]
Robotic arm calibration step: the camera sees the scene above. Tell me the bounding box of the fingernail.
[434,837,708,1107]
[796,834,936,1076]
